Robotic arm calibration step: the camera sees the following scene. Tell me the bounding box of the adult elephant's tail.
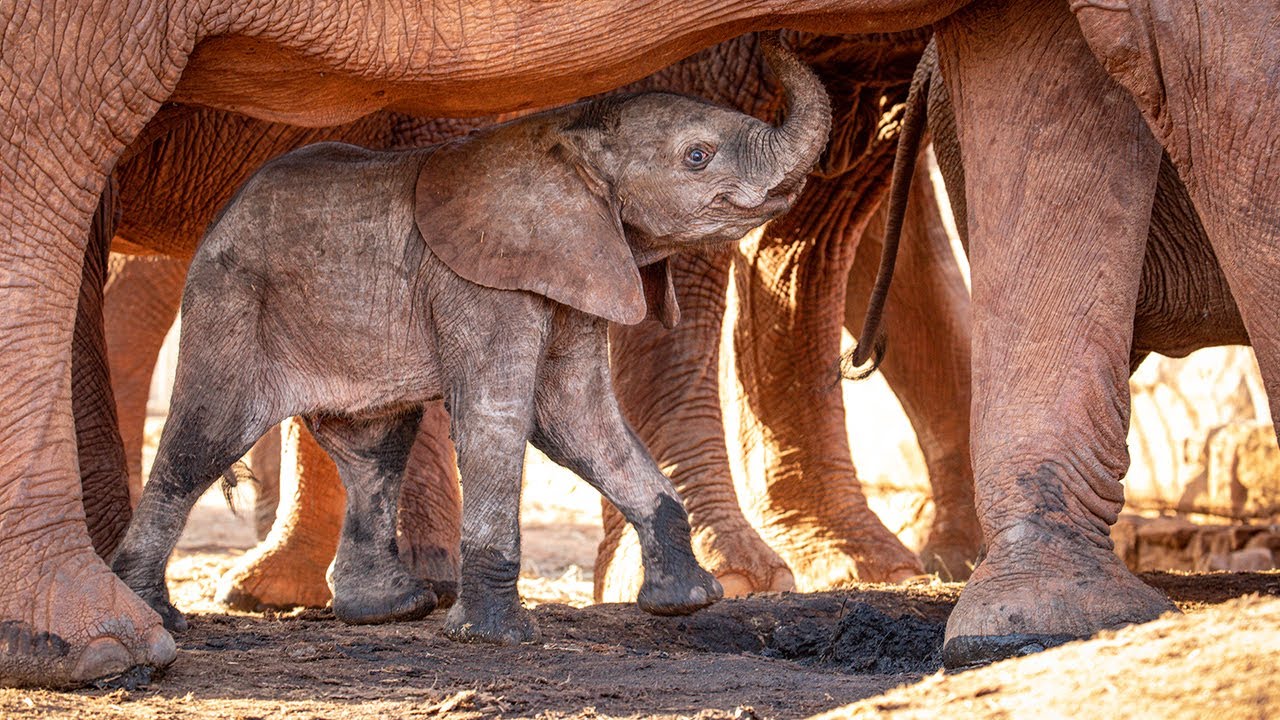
[842,39,935,380]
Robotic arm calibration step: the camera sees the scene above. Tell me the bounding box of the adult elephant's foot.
[919,510,983,581]
[596,518,794,602]
[692,524,795,597]
[218,419,343,612]
[215,537,334,611]
[942,526,1177,670]
[0,543,176,688]
[757,504,923,589]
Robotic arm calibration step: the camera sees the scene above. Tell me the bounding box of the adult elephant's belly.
[169,32,723,125]
[1133,156,1250,360]
[167,0,969,127]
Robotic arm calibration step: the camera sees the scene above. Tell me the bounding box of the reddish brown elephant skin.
[4,0,1277,688]
[926,65,1249,367]
[103,253,188,506]
[602,31,979,598]
[74,181,135,561]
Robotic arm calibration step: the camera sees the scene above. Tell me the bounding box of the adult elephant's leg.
[73,182,134,560]
[396,402,462,607]
[846,165,978,580]
[1075,3,1280,432]
[103,254,188,505]
[734,178,923,588]
[216,419,344,611]
[244,428,282,540]
[0,8,188,685]
[602,252,793,601]
[936,0,1174,668]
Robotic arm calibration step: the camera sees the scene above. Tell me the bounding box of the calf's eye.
[684,146,713,169]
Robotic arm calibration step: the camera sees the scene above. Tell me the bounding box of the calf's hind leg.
[532,314,722,616]
[111,380,275,632]
[304,409,437,625]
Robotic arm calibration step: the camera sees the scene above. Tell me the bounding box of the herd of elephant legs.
[80,31,981,620]
[98,150,979,613]
[8,0,1280,689]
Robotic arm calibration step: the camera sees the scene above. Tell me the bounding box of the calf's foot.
[637,565,723,616]
[109,538,188,634]
[2,542,176,688]
[635,496,724,616]
[943,523,1176,670]
[443,592,538,645]
[330,558,437,625]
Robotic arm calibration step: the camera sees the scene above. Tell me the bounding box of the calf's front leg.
[439,313,547,645]
[533,311,722,616]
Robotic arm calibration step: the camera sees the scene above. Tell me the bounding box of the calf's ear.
[640,259,681,329]
[414,119,646,325]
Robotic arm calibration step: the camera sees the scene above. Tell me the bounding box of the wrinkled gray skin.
[110,41,831,644]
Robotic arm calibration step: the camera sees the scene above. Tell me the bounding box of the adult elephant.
[601,30,977,599]
[3,0,1276,687]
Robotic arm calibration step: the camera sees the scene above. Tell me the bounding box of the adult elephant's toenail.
[717,572,754,597]
[72,637,133,683]
[145,626,177,667]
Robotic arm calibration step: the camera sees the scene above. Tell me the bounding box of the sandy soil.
[815,593,1280,720]
[5,418,1271,718]
[2,539,1275,720]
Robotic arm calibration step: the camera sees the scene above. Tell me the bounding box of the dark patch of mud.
[774,602,944,674]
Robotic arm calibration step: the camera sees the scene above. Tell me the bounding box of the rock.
[1111,515,1279,572]
[1228,547,1276,572]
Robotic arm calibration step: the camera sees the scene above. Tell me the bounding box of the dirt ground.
[3,476,1277,719]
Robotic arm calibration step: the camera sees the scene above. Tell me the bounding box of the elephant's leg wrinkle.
[605,251,791,601]
[0,182,176,687]
[396,402,462,608]
[935,0,1175,669]
[216,419,345,612]
[305,409,437,625]
[733,181,923,588]
[0,8,202,686]
[440,329,547,646]
[75,182,134,560]
[534,313,722,616]
[104,254,189,506]
[849,170,978,580]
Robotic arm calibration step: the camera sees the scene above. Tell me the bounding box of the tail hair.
[219,461,258,516]
[837,332,888,382]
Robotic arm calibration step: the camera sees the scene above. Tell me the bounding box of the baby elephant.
[111,36,831,644]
